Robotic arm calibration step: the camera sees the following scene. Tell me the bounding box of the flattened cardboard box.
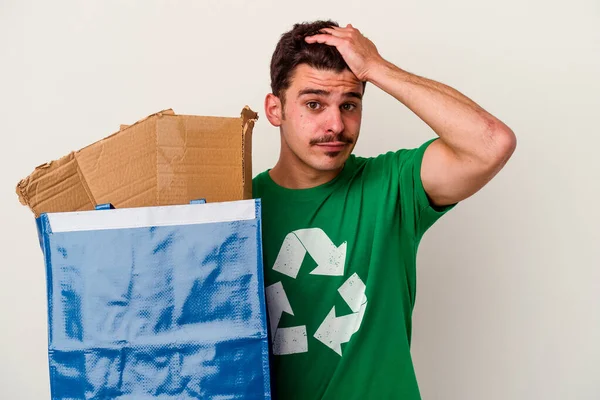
[17,107,258,216]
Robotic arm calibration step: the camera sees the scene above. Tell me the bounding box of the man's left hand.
[305,24,385,82]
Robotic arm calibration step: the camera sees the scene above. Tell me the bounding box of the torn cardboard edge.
[17,106,258,218]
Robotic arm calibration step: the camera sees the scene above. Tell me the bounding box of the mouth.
[314,142,347,152]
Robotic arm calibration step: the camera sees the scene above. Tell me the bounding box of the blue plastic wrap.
[36,199,271,399]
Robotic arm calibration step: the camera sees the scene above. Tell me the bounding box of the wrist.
[366,58,408,86]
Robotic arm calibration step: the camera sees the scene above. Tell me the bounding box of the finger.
[346,25,363,39]
[313,28,350,40]
[305,33,347,48]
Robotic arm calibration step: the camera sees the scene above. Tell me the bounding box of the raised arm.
[306,24,517,206]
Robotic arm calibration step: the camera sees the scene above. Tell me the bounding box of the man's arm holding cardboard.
[306,24,517,207]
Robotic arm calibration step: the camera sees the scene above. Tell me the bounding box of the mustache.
[309,134,354,146]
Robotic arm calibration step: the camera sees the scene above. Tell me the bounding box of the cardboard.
[16,107,258,217]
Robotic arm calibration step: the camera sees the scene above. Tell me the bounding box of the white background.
[1,1,599,399]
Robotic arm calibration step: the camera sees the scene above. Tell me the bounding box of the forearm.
[368,59,513,162]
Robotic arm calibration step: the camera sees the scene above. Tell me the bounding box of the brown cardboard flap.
[16,153,96,215]
[17,107,258,217]
[241,106,258,200]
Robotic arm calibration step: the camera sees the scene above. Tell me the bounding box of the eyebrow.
[297,88,363,100]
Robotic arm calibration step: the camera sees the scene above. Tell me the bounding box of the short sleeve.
[397,138,456,240]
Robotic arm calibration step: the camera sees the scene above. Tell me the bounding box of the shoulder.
[350,139,436,177]
[252,170,271,198]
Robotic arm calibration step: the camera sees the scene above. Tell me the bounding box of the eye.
[341,103,357,111]
[306,101,321,110]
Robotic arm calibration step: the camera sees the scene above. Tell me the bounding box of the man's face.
[275,64,364,172]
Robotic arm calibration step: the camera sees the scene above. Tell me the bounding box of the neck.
[269,152,342,190]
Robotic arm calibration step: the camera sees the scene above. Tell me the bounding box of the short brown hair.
[270,20,362,103]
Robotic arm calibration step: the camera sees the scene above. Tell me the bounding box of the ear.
[264,93,283,127]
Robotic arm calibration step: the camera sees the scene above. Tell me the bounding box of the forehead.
[288,64,363,95]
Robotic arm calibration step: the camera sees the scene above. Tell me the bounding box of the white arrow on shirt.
[314,273,368,356]
[273,228,347,279]
[265,281,308,355]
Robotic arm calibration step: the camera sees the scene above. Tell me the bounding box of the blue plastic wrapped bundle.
[36,199,271,399]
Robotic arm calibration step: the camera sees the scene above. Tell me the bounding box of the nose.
[325,108,344,135]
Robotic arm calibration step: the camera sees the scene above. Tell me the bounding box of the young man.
[252,20,516,399]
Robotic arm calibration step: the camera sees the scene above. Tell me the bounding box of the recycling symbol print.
[265,228,368,357]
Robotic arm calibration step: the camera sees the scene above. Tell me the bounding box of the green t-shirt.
[252,139,455,399]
